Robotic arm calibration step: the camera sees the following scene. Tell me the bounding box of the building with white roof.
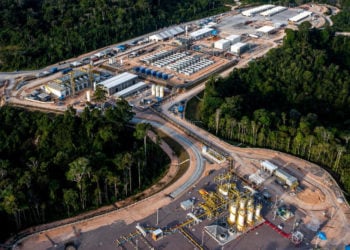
[260,6,287,16]
[256,26,276,35]
[114,81,147,98]
[231,42,249,55]
[242,5,275,17]
[189,27,214,40]
[149,26,185,42]
[226,34,241,44]
[214,39,231,50]
[99,72,138,96]
[289,11,312,23]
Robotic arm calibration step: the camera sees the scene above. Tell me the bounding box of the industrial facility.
[98,72,139,96]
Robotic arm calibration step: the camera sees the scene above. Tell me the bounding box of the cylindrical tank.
[157,71,163,78]
[134,66,140,72]
[236,209,246,232]
[151,84,156,96]
[219,186,228,196]
[239,198,246,210]
[140,67,146,74]
[146,68,152,75]
[247,206,254,226]
[159,86,164,98]
[228,212,236,225]
[229,202,238,215]
[162,73,168,80]
[255,204,262,220]
[155,85,160,97]
[86,90,91,102]
[247,198,254,207]
[152,70,158,77]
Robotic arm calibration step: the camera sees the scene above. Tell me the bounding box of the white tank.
[229,203,238,215]
[247,198,254,207]
[159,86,164,98]
[237,209,245,232]
[239,198,246,210]
[247,206,254,226]
[86,90,91,102]
[255,204,262,220]
[228,212,236,225]
[151,84,156,96]
[155,85,160,97]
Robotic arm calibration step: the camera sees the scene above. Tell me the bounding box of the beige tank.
[255,204,262,220]
[236,209,246,232]
[247,205,254,226]
[228,212,236,225]
[239,198,246,210]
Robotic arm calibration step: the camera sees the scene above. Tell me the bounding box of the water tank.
[159,86,164,98]
[239,198,246,210]
[146,68,152,75]
[86,90,91,102]
[151,84,156,96]
[228,212,236,225]
[155,85,160,97]
[162,73,168,80]
[237,209,245,232]
[247,206,254,226]
[134,66,140,72]
[229,203,238,215]
[140,67,146,74]
[255,204,262,220]
[152,70,158,77]
[157,71,163,78]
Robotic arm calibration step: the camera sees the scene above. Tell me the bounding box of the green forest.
[195,22,350,197]
[0,104,170,241]
[0,0,227,71]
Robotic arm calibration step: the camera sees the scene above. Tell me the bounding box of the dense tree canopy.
[198,24,350,195]
[0,0,227,71]
[0,103,170,241]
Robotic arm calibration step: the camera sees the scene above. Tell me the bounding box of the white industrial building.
[231,42,249,55]
[289,11,312,23]
[256,26,276,36]
[149,26,185,42]
[261,160,278,174]
[214,39,231,50]
[189,27,214,40]
[99,72,138,96]
[226,34,241,44]
[114,81,147,98]
[242,5,275,17]
[260,6,287,16]
[275,169,298,188]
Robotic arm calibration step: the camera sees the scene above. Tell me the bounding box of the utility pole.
[156,208,159,225]
[201,230,205,246]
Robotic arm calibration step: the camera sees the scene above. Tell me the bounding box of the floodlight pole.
[156,208,159,225]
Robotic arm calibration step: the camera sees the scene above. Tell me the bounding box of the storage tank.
[236,209,246,232]
[146,68,152,75]
[152,70,158,77]
[229,202,238,215]
[155,85,160,97]
[228,212,236,225]
[162,73,168,80]
[247,206,254,226]
[140,67,146,74]
[239,198,246,210]
[151,84,156,96]
[247,198,254,207]
[159,86,164,98]
[86,90,91,102]
[255,204,262,220]
[157,71,163,78]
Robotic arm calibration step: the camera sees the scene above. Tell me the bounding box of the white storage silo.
[86,90,91,102]
[255,204,262,220]
[239,198,246,210]
[237,209,246,232]
[247,198,254,207]
[247,206,254,226]
[227,202,238,225]
[155,85,160,97]
[151,84,156,96]
[159,86,164,98]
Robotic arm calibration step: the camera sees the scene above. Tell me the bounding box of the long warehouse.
[99,72,139,96]
[114,81,148,98]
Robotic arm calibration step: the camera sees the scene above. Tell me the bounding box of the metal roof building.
[275,169,298,188]
[114,81,147,98]
[149,26,185,42]
[189,27,214,40]
[260,6,287,16]
[230,42,249,55]
[289,11,312,23]
[261,160,278,174]
[256,26,276,34]
[99,72,138,96]
[242,5,275,17]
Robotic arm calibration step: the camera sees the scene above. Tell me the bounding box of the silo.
[236,209,246,232]
[155,85,160,97]
[227,202,238,225]
[255,204,262,221]
[247,206,254,226]
[86,90,91,102]
[151,84,156,96]
[247,198,254,207]
[159,86,164,98]
[239,198,246,210]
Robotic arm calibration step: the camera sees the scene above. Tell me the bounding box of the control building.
[99,72,139,96]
